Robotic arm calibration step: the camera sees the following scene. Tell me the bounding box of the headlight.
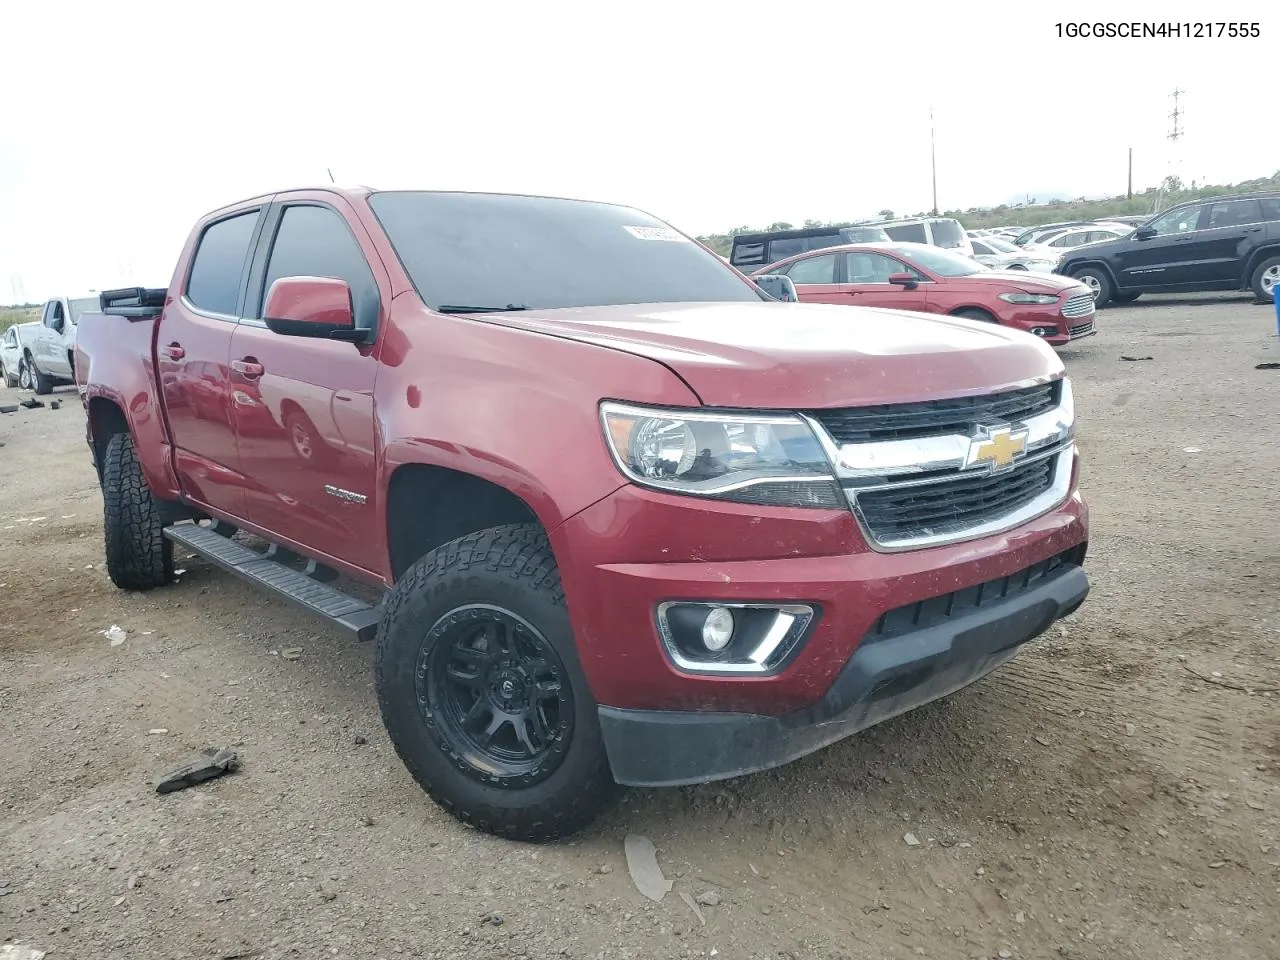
[998,292,1059,305]
[600,402,842,508]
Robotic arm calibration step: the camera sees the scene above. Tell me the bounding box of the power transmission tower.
[1154,89,1186,213]
[1167,89,1185,142]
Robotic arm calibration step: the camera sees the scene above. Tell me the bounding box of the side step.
[164,523,382,641]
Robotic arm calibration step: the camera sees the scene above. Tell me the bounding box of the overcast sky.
[1,0,1270,303]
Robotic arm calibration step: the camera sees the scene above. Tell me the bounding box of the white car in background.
[1,321,41,389]
[967,234,1059,274]
[1020,225,1133,261]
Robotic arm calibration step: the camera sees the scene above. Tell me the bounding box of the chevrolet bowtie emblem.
[964,425,1029,472]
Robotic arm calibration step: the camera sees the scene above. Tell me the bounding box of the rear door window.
[186,211,261,316]
[1260,198,1280,222]
[1206,199,1263,229]
[884,223,927,244]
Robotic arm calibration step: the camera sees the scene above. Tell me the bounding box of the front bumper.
[600,554,1088,786]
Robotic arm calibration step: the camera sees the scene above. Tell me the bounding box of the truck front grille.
[806,379,1076,551]
[855,455,1057,545]
[808,382,1059,444]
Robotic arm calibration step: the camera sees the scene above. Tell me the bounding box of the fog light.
[655,601,818,675]
[701,607,735,651]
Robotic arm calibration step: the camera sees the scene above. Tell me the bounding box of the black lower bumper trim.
[599,563,1089,787]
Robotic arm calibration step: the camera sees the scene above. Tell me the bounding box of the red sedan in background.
[753,241,1097,347]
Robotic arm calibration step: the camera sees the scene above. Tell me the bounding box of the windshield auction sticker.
[624,225,690,242]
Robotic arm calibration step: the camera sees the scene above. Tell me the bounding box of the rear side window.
[186,211,260,316]
[884,223,927,244]
[258,205,379,327]
[782,253,837,284]
[730,240,767,266]
[1206,199,1263,228]
[1261,198,1280,222]
[928,219,967,248]
[971,240,992,255]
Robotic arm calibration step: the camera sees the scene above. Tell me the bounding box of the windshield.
[368,191,762,311]
[69,297,98,323]
[899,244,984,277]
[983,236,1019,253]
[928,219,967,248]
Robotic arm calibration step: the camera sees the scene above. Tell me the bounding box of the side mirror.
[1133,226,1157,241]
[263,276,363,341]
[754,274,798,302]
[888,272,918,289]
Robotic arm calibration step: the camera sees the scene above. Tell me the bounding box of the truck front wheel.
[375,523,620,841]
[26,354,54,395]
[101,432,174,590]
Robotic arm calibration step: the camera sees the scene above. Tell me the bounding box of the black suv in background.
[1054,193,1280,307]
[729,224,891,271]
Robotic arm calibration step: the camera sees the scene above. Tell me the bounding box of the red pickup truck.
[75,187,1090,840]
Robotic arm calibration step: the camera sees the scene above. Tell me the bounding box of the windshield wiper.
[435,304,529,314]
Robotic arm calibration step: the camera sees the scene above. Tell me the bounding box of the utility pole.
[929,108,938,216]
[326,167,336,183]
[1127,147,1133,199]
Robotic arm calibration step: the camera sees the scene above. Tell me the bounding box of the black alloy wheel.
[419,604,573,787]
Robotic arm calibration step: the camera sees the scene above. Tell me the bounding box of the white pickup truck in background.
[23,294,100,394]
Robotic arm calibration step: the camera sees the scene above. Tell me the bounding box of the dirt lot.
[2,294,1279,960]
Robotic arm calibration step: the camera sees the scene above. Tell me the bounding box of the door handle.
[1245,226,1263,233]
[161,343,185,361]
[231,358,264,380]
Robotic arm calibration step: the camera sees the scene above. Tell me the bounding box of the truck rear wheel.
[375,523,620,841]
[102,432,174,590]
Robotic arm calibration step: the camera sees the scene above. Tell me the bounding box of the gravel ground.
[1,293,1278,960]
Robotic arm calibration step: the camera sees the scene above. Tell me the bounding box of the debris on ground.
[0,404,17,415]
[904,832,921,846]
[18,398,44,409]
[695,889,722,906]
[156,746,240,794]
[49,400,61,410]
[623,834,672,902]
[679,890,706,926]
[100,624,127,646]
[280,647,303,661]
[1120,355,1153,362]
[1184,446,1202,453]
[1255,362,1280,370]
[0,946,48,960]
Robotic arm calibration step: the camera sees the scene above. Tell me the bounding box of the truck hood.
[474,301,1063,409]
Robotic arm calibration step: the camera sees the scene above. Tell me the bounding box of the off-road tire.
[375,523,621,842]
[1250,255,1280,303]
[1072,267,1113,308]
[102,432,174,590]
[27,354,54,395]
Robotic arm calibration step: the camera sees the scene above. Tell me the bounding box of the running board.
[164,523,382,641]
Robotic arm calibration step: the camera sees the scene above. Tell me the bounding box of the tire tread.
[102,432,173,590]
[375,523,619,842]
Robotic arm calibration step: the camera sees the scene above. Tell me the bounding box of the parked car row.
[0,294,98,394]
